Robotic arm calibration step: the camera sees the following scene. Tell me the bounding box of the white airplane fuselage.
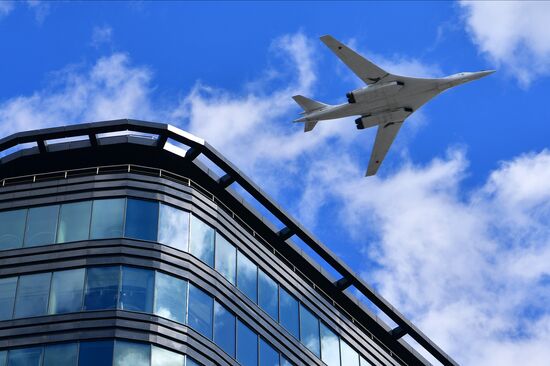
[296,71,493,127]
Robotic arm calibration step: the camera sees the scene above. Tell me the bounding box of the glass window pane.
[78,341,113,366]
[237,321,257,366]
[7,347,42,366]
[258,270,278,321]
[237,252,257,302]
[340,341,359,366]
[90,199,125,239]
[259,339,279,366]
[49,269,85,314]
[24,205,59,247]
[114,341,150,366]
[321,323,340,366]
[154,272,187,324]
[57,201,92,243]
[120,267,154,312]
[0,209,26,250]
[125,198,159,241]
[300,305,320,357]
[43,343,78,366]
[188,284,213,339]
[14,272,51,318]
[279,287,299,339]
[0,277,17,321]
[0,351,6,366]
[189,216,214,267]
[214,233,236,284]
[84,266,120,310]
[186,357,201,366]
[151,346,184,366]
[213,302,235,357]
[281,355,294,366]
[158,204,189,251]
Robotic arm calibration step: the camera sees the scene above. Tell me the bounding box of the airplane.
[293,35,495,176]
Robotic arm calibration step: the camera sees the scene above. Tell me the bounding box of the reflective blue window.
[0,277,17,321]
[49,269,85,314]
[57,201,92,243]
[0,351,5,366]
[281,355,294,366]
[259,339,279,366]
[154,272,187,324]
[24,205,59,247]
[43,343,78,366]
[151,345,185,366]
[237,252,257,302]
[188,284,213,339]
[213,302,235,357]
[237,320,257,366]
[186,358,201,366]
[0,209,26,250]
[114,340,150,366]
[84,266,120,310]
[320,323,340,366]
[189,216,214,267]
[120,267,154,313]
[14,272,51,318]
[90,199,125,239]
[300,305,320,357]
[258,270,278,321]
[7,347,42,366]
[340,340,359,366]
[158,204,189,252]
[125,199,159,241]
[279,287,299,339]
[78,340,113,366]
[215,233,236,285]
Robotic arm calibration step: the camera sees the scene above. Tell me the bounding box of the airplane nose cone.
[470,69,496,80]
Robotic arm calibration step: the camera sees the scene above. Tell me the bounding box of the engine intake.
[346,81,404,105]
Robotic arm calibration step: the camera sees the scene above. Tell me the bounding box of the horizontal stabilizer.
[304,121,318,132]
[292,95,327,113]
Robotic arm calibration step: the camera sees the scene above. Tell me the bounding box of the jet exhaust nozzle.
[346,92,356,104]
[355,117,365,130]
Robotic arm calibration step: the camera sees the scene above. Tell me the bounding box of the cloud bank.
[460,1,550,87]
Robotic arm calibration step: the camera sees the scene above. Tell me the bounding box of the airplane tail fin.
[292,95,326,132]
[292,95,327,113]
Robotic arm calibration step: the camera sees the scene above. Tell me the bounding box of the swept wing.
[320,35,389,85]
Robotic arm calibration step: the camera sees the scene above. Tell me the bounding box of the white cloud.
[460,1,550,86]
[303,148,550,365]
[0,1,14,18]
[91,25,113,48]
[0,53,154,136]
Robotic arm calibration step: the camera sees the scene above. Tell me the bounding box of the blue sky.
[1,2,550,365]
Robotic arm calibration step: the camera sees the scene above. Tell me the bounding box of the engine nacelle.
[346,81,404,104]
[355,107,413,130]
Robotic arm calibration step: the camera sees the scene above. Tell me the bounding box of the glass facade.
[189,216,214,267]
[0,198,374,366]
[0,341,200,366]
[215,233,236,285]
[48,269,85,315]
[24,205,59,247]
[237,320,257,366]
[0,209,26,250]
[14,273,51,318]
[57,201,92,243]
[187,284,214,339]
[237,251,258,302]
[90,199,125,240]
